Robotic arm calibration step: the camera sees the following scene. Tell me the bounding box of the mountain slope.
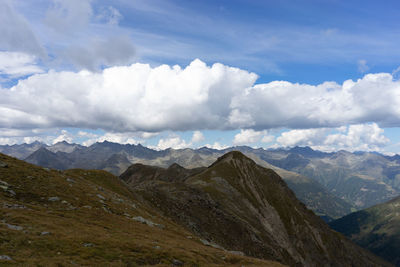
[121,151,390,267]
[257,147,400,209]
[244,153,353,220]
[330,196,400,266]
[25,147,71,170]
[0,153,282,266]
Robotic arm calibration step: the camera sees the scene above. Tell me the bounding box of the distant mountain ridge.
[1,141,400,218]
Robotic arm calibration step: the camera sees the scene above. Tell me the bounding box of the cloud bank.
[1,59,400,135]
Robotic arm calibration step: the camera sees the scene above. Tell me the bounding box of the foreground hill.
[0,153,282,266]
[121,151,390,267]
[330,195,400,266]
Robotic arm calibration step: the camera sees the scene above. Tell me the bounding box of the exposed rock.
[229,251,245,256]
[0,180,9,188]
[83,243,94,247]
[200,239,224,250]
[6,223,23,231]
[48,196,60,202]
[3,203,26,209]
[97,194,105,200]
[132,216,164,229]
[171,259,183,266]
[40,231,51,236]
[0,161,8,168]
[0,255,12,261]
[7,189,16,196]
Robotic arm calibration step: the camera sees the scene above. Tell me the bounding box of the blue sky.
[1,0,400,153]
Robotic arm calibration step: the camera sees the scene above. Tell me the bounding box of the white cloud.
[323,123,389,151]
[233,129,273,145]
[0,52,43,78]
[204,142,229,150]
[231,73,400,129]
[0,59,257,132]
[155,135,189,150]
[52,129,74,144]
[261,135,275,143]
[277,128,328,147]
[1,59,400,137]
[276,123,389,152]
[138,132,159,139]
[82,132,139,146]
[357,59,369,73]
[191,131,205,143]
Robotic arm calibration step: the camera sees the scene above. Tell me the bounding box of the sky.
[1,0,400,153]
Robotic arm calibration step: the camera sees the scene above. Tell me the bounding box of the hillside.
[0,153,283,266]
[121,151,390,266]
[330,196,400,266]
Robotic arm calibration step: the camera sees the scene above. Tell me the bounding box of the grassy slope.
[0,153,283,266]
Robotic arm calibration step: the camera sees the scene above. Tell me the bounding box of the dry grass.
[0,153,284,266]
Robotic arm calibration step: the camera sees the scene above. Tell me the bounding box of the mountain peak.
[211,150,256,168]
[216,150,247,161]
[168,162,185,170]
[56,140,70,145]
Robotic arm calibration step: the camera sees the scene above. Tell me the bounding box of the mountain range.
[2,141,400,220]
[0,151,390,266]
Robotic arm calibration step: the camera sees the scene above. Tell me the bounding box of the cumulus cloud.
[1,59,400,136]
[155,135,189,150]
[231,73,400,129]
[52,129,74,144]
[82,132,139,146]
[0,52,43,78]
[277,128,328,147]
[233,129,273,145]
[204,142,229,150]
[0,128,72,145]
[0,59,257,132]
[323,123,389,151]
[191,131,205,143]
[277,123,389,152]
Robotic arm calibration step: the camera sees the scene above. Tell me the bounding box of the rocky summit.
[121,151,390,267]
